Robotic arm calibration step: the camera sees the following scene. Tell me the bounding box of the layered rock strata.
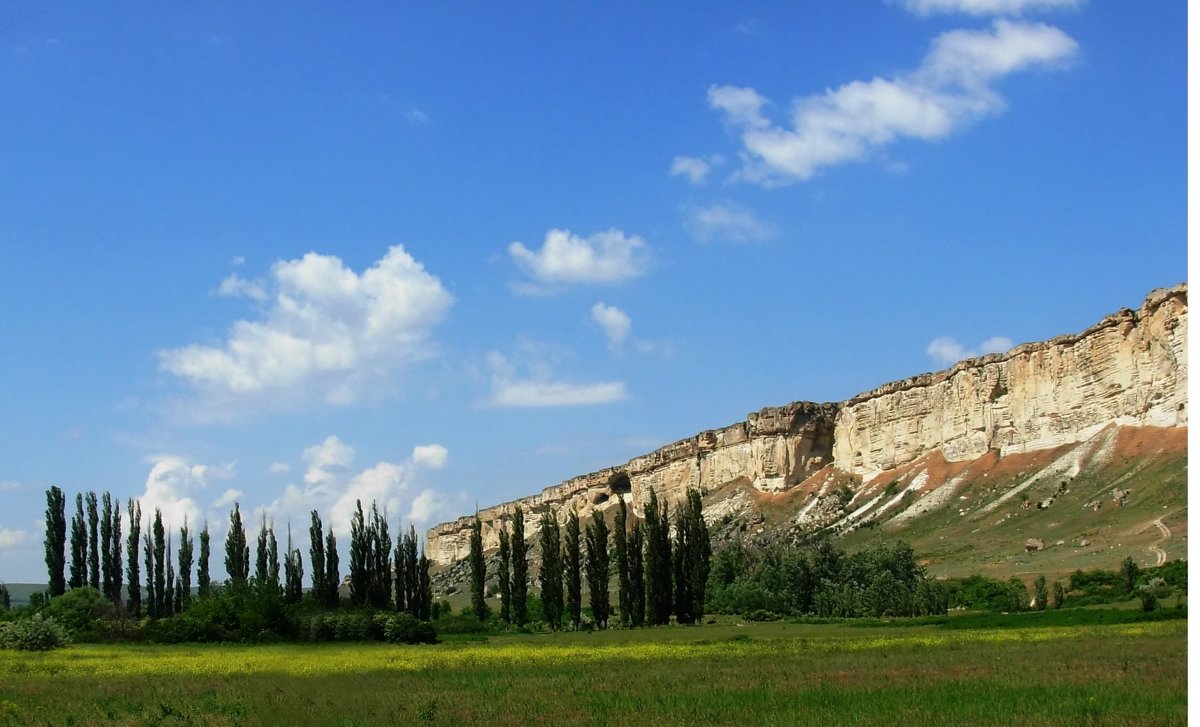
[428,284,1187,565]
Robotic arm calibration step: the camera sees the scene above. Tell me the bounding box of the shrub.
[0,615,71,651]
[1140,590,1158,612]
[382,613,438,644]
[43,587,117,637]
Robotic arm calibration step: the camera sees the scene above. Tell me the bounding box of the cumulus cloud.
[508,228,651,294]
[705,20,1077,185]
[159,246,453,415]
[255,436,453,537]
[212,488,243,509]
[216,273,267,301]
[485,344,627,407]
[137,455,237,530]
[927,335,1014,365]
[902,0,1081,16]
[591,302,632,351]
[669,156,712,185]
[685,201,776,244]
[0,528,29,549]
[267,462,290,475]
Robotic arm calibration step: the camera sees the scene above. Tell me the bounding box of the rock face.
[428,285,1187,565]
[832,285,1187,475]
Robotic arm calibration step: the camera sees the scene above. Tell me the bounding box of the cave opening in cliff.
[608,472,632,500]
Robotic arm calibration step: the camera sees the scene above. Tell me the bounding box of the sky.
[0,1,1186,582]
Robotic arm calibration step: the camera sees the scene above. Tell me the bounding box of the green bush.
[0,615,71,651]
[43,587,117,637]
[382,613,438,644]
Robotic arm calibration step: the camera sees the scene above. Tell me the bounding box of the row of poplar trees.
[41,486,432,620]
[469,487,711,629]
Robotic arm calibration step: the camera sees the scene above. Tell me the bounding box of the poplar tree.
[44,486,67,597]
[468,515,487,621]
[370,504,390,609]
[324,527,340,607]
[614,498,631,626]
[100,493,114,599]
[126,499,142,616]
[109,496,123,606]
[671,489,709,624]
[152,509,166,617]
[143,531,155,618]
[402,526,419,615]
[225,503,249,585]
[69,493,87,590]
[628,524,645,627]
[394,528,407,613]
[197,522,211,597]
[643,489,673,625]
[349,500,369,606]
[309,511,326,604]
[164,537,175,617]
[585,510,610,629]
[564,509,582,630]
[497,526,512,625]
[511,506,529,627]
[284,524,303,604]
[86,491,100,590]
[538,510,564,630]
[0,583,9,610]
[416,550,433,620]
[178,519,193,609]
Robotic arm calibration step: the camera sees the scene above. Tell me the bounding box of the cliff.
[428,284,1187,565]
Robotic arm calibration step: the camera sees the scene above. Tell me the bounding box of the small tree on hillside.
[1033,574,1048,611]
[1052,580,1066,610]
[564,509,582,630]
[1121,556,1140,595]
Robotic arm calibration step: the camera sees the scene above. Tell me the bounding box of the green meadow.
[0,616,1186,726]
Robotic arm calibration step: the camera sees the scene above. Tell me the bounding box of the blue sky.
[0,1,1185,581]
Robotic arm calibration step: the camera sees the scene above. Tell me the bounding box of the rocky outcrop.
[428,284,1187,565]
[832,285,1187,475]
[425,402,839,564]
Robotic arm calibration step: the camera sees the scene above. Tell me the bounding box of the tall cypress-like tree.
[126,499,142,616]
[225,504,249,586]
[109,496,122,606]
[676,489,711,623]
[309,511,326,605]
[0,583,9,610]
[178,519,193,609]
[197,522,211,597]
[497,526,511,626]
[152,509,166,617]
[642,490,671,625]
[284,523,303,604]
[370,504,390,609]
[86,491,100,590]
[44,486,67,597]
[143,531,156,618]
[538,510,564,631]
[394,528,407,613]
[402,526,419,616]
[100,493,114,599]
[614,498,631,626]
[416,549,433,620]
[628,524,645,627]
[511,506,529,627]
[324,527,340,607]
[468,515,487,621]
[564,509,582,630]
[69,493,87,590]
[164,538,175,617]
[585,510,610,629]
[349,500,369,606]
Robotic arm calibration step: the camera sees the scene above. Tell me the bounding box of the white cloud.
[508,228,651,293]
[0,528,29,549]
[669,156,712,185]
[267,461,291,475]
[927,335,1014,365]
[412,444,449,470]
[216,273,268,302]
[159,246,453,415]
[405,108,430,124]
[685,201,776,244]
[902,0,1081,16]
[705,20,1077,185]
[406,488,452,530]
[486,346,627,408]
[591,302,632,351]
[212,488,243,509]
[137,455,237,530]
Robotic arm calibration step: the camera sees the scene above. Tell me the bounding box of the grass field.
[0,616,1186,726]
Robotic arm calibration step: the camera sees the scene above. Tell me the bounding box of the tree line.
[38,485,433,622]
[469,487,712,629]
